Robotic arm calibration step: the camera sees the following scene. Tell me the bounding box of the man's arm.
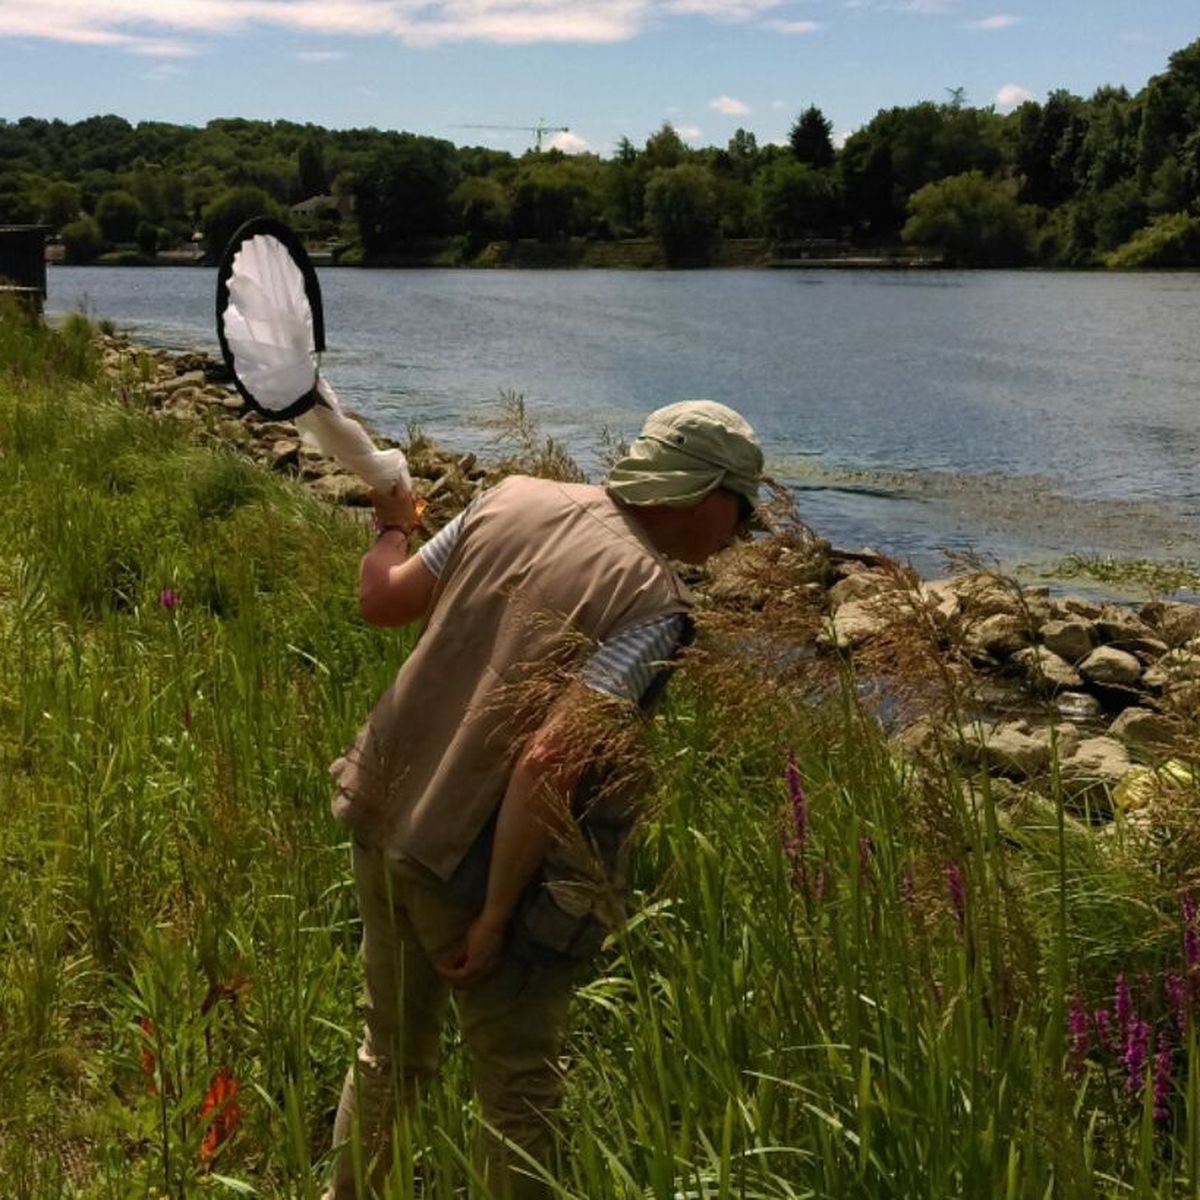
[358,484,437,627]
[437,686,589,989]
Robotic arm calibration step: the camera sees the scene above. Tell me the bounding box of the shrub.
[903,171,1036,267]
[1106,212,1200,268]
[60,216,104,264]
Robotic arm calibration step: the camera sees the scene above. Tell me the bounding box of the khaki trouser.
[327,840,578,1200]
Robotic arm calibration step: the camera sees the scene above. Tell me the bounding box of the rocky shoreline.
[105,332,1199,823]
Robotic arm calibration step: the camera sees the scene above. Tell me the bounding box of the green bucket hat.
[605,400,763,508]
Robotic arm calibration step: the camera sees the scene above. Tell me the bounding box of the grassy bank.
[3,303,1200,1198]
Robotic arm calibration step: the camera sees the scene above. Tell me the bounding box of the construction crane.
[455,121,570,151]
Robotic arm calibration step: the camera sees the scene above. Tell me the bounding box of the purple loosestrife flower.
[1153,1045,1173,1120]
[1166,970,1189,1034]
[158,587,180,610]
[1186,929,1200,971]
[1124,1017,1151,1095]
[1093,1009,1114,1052]
[945,861,965,932]
[1182,891,1196,925]
[814,860,831,901]
[1067,995,1090,1074]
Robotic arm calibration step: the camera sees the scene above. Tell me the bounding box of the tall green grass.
[2,302,1198,1197]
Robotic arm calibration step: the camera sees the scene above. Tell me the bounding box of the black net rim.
[214,216,326,421]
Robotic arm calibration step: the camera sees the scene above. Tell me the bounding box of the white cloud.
[668,0,782,18]
[833,128,852,149]
[710,94,750,116]
[0,0,821,52]
[995,82,1034,109]
[766,18,820,33]
[675,125,702,142]
[966,13,1020,30]
[845,0,958,12]
[545,130,592,153]
[295,48,346,60]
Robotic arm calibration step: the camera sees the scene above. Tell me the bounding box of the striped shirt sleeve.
[417,506,470,578]
[581,614,688,704]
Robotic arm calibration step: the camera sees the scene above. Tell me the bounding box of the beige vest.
[330,476,692,880]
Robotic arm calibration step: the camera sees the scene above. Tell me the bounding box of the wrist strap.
[374,522,416,541]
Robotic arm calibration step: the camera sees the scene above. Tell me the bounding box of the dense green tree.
[95,190,143,242]
[789,105,835,169]
[716,128,760,182]
[201,186,279,263]
[355,134,460,255]
[644,163,718,265]
[902,171,1035,266]
[1093,179,1148,252]
[1078,87,1135,193]
[643,123,687,171]
[1015,91,1086,208]
[841,101,1005,239]
[511,160,596,241]
[60,216,104,264]
[136,220,159,257]
[754,160,838,241]
[40,180,81,230]
[1136,40,1200,186]
[451,175,511,253]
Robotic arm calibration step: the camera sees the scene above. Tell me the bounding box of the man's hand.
[437,913,508,989]
[371,480,421,532]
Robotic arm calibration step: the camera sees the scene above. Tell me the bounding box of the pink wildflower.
[1124,1017,1151,1094]
[1153,1045,1173,1120]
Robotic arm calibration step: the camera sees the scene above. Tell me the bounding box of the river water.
[45,265,1200,577]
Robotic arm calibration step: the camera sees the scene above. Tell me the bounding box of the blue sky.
[0,1,1195,156]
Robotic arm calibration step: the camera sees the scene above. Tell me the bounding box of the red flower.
[199,1066,241,1160]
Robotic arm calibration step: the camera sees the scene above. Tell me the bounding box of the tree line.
[1,36,1197,269]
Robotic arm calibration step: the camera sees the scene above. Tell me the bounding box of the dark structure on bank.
[0,226,48,313]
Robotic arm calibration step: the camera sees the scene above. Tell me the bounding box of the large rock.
[1079,646,1143,687]
[1097,606,1166,657]
[268,438,302,472]
[1060,736,1132,807]
[823,598,891,651]
[964,612,1030,659]
[921,579,961,622]
[1040,619,1095,665]
[956,577,1024,620]
[1143,649,1200,690]
[1012,645,1083,693]
[1108,707,1179,758]
[828,569,891,606]
[159,369,206,395]
[959,720,1080,779]
[1150,602,1200,647]
[1062,596,1103,621]
[312,473,372,506]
